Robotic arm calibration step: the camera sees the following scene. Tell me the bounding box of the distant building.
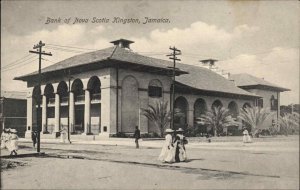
[229,73,290,129]
[0,91,27,137]
[14,39,288,138]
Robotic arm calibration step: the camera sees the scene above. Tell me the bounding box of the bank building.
[15,39,289,139]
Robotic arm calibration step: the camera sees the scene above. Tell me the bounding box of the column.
[69,92,75,133]
[42,95,47,133]
[84,89,90,134]
[25,95,33,138]
[139,90,148,133]
[54,93,60,133]
[187,109,194,128]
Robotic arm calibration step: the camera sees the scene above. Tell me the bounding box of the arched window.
[228,101,238,119]
[212,100,223,110]
[148,79,162,98]
[174,96,188,130]
[87,76,101,101]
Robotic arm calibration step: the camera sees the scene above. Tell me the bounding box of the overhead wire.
[1,54,36,69]
[44,46,85,54]
[2,56,37,70]
[2,58,39,72]
[47,43,98,51]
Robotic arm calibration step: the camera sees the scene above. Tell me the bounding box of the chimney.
[200,59,218,70]
[110,39,134,49]
[221,70,230,79]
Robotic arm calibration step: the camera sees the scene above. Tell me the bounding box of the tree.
[238,106,273,136]
[278,112,299,135]
[141,101,170,137]
[199,106,239,136]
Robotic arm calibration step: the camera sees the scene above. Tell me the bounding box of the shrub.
[140,132,161,138]
[111,132,129,138]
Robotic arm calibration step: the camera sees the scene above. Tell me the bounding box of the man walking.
[133,126,141,149]
[31,131,37,149]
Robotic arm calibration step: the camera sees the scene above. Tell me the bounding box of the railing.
[48,98,55,104]
[61,97,69,103]
[91,93,101,101]
[75,95,85,102]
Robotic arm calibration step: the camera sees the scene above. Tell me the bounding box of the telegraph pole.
[167,46,181,130]
[67,69,72,144]
[29,41,52,153]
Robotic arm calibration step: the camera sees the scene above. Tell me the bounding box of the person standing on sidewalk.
[31,131,37,149]
[158,128,175,163]
[9,129,19,156]
[133,126,141,148]
[60,127,67,143]
[1,128,8,149]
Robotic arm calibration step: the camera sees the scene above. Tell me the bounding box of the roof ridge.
[109,45,118,58]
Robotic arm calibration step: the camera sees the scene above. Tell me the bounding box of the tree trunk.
[159,124,164,137]
[214,127,217,137]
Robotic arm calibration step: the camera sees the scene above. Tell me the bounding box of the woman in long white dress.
[4,128,12,151]
[1,128,8,149]
[158,128,175,163]
[9,129,19,155]
[243,128,252,143]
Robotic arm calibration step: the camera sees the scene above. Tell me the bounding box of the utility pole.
[167,46,181,130]
[67,69,72,144]
[29,41,52,153]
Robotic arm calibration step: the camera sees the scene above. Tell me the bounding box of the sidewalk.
[18,137,299,152]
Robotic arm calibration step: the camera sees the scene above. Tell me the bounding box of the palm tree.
[199,106,239,136]
[278,112,299,136]
[141,101,170,137]
[238,106,273,136]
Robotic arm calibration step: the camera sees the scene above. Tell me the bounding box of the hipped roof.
[15,46,187,79]
[15,45,259,98]
[175,63,259,98]
[230,73,290,92]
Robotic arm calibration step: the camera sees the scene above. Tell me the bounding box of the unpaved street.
[1,137,299,189]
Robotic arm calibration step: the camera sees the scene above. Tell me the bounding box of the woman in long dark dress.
[174,128,187,162]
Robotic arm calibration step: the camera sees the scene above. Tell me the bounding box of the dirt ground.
[1,136,299,189]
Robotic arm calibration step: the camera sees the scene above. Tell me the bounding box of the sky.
[1,0,299,105]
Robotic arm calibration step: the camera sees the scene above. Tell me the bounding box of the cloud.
[219,47,299,104]
[1,24,109,92]
[131,21,259,53]
[2,21,297,105]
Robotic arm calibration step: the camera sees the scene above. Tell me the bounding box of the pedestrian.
[9,129,19,155]
[158,128,175,163]
[206,133,211,143]
[31,131,37,148]
[133,126,141,148]
[243,127,252,143]
[1,128,8,149]
[4,128,11,151]
[60,127,67,143]
[174,128,187,162]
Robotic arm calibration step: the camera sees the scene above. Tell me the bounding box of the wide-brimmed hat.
[165,128,174,133]
[4,128,9,132]
[10,129,17,133]
[177,128,184,132]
